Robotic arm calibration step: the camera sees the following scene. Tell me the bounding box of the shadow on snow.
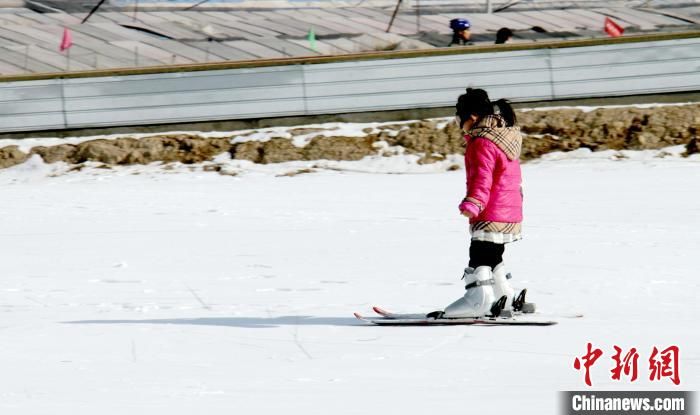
[62,316,364,328]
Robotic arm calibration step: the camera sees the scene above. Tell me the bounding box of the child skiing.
[441,88,524,318]
[354,87,551,325]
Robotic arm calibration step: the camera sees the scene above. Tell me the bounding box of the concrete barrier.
[0,32,698,133]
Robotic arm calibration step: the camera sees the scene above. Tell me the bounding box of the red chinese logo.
[574,343,680,386]
[573,342,603,387]
[649,346,680,386]
[611,346,639,382]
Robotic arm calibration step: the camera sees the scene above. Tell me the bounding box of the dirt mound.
[518,105,700,159]
[0,145,29,169]
[230,135,377,163]
[1,104,698,170]
[28,135,232,166]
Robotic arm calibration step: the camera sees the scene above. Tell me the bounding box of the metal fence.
[1,35,699,133]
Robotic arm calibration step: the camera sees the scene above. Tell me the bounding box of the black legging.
[468,240,504,269]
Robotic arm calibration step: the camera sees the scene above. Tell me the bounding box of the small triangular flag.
[307,27,317,52]
[60,27,73,52]
[604,17,624,38]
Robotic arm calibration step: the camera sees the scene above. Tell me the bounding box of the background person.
[495,27,513,44]
[449,18,472,46]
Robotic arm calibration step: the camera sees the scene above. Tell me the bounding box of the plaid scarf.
[468,115,522,161]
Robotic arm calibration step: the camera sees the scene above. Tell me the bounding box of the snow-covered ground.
[1,148,698,414]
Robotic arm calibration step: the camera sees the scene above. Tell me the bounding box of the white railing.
[0,35,698,133]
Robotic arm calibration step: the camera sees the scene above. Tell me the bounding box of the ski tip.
[372,306,389,316]
[353,312,365,320]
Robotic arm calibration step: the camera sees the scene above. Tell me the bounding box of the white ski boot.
[492,263,536,316]
[441,266,496,318]
[493,263,515,312]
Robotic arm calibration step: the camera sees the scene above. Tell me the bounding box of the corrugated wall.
[1,37,698,133]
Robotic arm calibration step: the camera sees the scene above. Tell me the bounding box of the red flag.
[60,27,73,52]
[604,17,624,37]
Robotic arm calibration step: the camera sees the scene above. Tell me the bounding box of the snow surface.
[520,101,699,113]
[1,148,699,414]
[0,119,417,153]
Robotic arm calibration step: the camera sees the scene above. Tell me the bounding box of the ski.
[354,312,478,326]
[354,312,558,326]
[372,306,426,319]
[372,306,582,320]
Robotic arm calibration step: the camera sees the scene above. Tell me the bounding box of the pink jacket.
[458,115,523,225]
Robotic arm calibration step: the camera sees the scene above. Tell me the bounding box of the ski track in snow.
[0,147,698,414]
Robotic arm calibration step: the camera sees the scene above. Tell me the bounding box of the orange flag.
[604,17,624,37]
[60,27,73,52]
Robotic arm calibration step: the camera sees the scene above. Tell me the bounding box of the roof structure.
[26,0,700,11]
[0,3,698,75]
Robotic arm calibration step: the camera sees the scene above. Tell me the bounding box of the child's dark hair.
[456,88,517,127]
